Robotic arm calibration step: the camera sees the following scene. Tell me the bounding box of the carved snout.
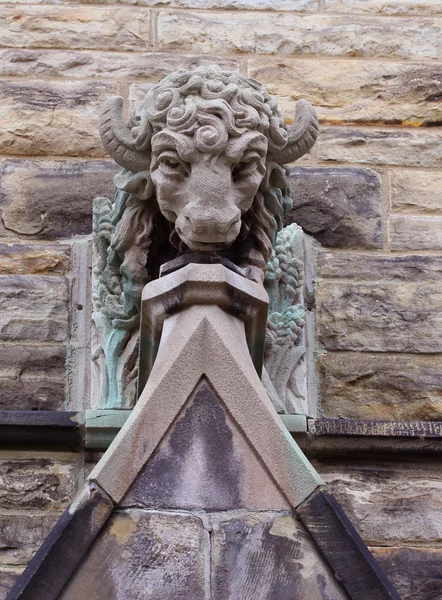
[176,203,241,248]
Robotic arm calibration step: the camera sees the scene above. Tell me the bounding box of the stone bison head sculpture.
[99,66,317,296]
[93,65,318,407]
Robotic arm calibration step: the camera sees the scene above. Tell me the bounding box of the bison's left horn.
[99,96,148,173]
[271,99,319,165]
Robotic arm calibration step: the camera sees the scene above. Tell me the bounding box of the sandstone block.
[0,80,118,157]
[249,58,442,126]
[157,11,440,59]
[325,0,442,15]
[0,456,76,510]
[211,511,347,599]
[0,49,239,80]
[286,167,382,248]
[316,251,442,281]
[0,0,316,6]
[0,345,66,411]
[391,170,442,213]
[0,512,59,566]
[373,546,442,600]
[0,243,70,275]
[0,568,21,600]
[0,276,69,342]
[318,352,442,420]
[0,7,151,51]
[128,0,318,8]
[316,281,442,352]
[313,459,442,545]
[0,160,117,238]
[60,510,207,600]
[389,215,442,250]
[319,127,442,168]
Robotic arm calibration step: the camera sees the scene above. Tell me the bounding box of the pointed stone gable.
[8,264,401,600]
[122,379,291,511]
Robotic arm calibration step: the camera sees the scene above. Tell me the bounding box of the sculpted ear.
[269,99,318,165]
[114,170,154,201]
[99,96,150,173]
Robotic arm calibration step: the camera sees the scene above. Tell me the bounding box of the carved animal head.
[98,66,317,316]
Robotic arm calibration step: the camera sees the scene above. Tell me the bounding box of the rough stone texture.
[286,167,382,248]
[0,243,70,276]
[0,456,76,511]
[0,0,317,6]
[157,11,441,59]
[0,81,118,157]
[316,251,442,281]
[0,345,66,411]
[319,127,442,168]
[0,512,59,566]
[0,276,69,342]
[250,58,442,126]
[314,459,442,546]
[325,0,442,15]
[388,215,442,250]
[316,281,442,352]
[59,510,207,600]
[0,49,239,81]
[318,352,442,420]
[0,160,117,238]
[0,7,151,52]
[0,569,21,600]
[391,170,442,213]
[211,511,348,600]
[122,382,290,511]
[373,546,442,600]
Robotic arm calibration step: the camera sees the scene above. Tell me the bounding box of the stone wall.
[0,1,441,598]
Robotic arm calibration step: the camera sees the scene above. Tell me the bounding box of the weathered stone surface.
[391,170,442,213]
[0,243,70,275]
[0,568,21,600]
[373,546,442,600]
[0,276,68,342]
[211,511,348,599]
[316,251,442,281]
[319,127,442,168]
[0,160,117,238]
[313,459,442,545]
[0,81,118,157]
[122,382,290,511]
[250,58,442,126]
[325,0,442,15]
[60,510,207,600]
[0,456,76,510]
[0,49,239,80]
[0,7,151,51]
[158,11,441,59]
[0,345,66,411]
[318,352,442,420]
[132,0,317,7]
[0,512,59,566]
[286,167,382,248]
[388,215,442,250]
[317,281,442,352]
[0,0,316,5]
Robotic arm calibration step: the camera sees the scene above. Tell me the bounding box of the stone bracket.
[137,262,269,396]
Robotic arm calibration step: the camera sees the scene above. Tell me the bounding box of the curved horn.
[271,99,318,165]
[99,96,148,173]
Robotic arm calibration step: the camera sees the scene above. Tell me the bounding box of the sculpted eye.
[232,159,258,182]
[159,156,189,177]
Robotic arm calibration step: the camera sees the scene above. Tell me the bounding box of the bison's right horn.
[270,99,319,165]
[99,96,148,173]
